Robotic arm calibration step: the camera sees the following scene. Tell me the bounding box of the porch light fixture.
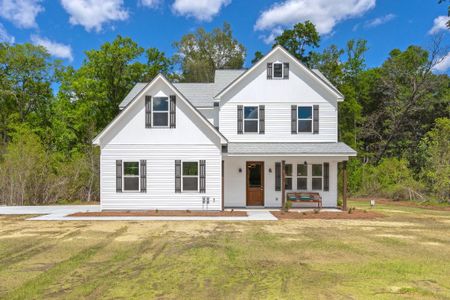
[304,161,307,165]
[269,168,272,173]
[238,168,242,173]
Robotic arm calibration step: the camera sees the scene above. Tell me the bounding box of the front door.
[246,161,264,206]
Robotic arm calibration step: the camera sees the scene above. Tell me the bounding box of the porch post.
[281,160,286,208]
[342,161,348,211]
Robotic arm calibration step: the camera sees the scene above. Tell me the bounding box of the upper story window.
[244,106,259,133]
[267,62,289,79]
[153,97,169,127]
[297,106,313,133]
[182,161,199,192]
[123,161,140,191]
[273,63,283,78]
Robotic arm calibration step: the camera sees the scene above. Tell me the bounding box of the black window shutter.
[259,105,265,134]
[283,63,289,79]
[170,95,176,128]
[199,160,206,193]
[116,160,122,192]
[324,162,329,191]
[145,96,152,128]
[237,105,243,134]
[275,162,281,191]
[175,160,181,193]
[313,105,319,134]
[267,63,273,79]
[140,160,147,193]
[291,105,297,134]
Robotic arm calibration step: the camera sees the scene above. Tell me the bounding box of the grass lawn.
[0,201,449,299]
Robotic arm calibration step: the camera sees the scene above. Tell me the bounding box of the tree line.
[0,21,448,205]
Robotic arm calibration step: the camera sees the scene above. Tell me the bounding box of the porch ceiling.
[226,142,357,156]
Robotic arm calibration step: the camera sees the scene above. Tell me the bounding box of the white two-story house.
[93,46,356,210]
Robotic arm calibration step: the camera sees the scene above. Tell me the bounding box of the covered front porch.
[222,142,356,209]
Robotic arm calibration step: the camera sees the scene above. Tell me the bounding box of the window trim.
[181,160,200,192]
[243,105,259,134]
[272,62,284,79]
[311,163,323,191]
[122,160,140,192]
[296,163,308,190]
[152,96,169,128]
[297,105,313,134]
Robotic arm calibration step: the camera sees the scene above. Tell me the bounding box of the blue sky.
[0,0,449,72]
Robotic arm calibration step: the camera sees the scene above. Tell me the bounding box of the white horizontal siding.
[101,144,222,210]
[220,102,337,142]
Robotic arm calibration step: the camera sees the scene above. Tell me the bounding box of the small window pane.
[183,162,198,176]
[285,164,292,176]
[244,106,258,119]
[297,178,307,190]
[183,177,198,191]
[298,120,312,132]
[285,178,292,190]
[297,164,307,176]
[312,164,322,176]
[244,120,258,132]
[298,107,312,119]
[153,112,168,126]
[124,177,139,191]
[312,178,322,190]
[273,63,283,77]
[124,162,139,176]
[153,97,168,111]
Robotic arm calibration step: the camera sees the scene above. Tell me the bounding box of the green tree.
[251,51,264,65]
[273,21,320,66]
[0,43,54,144]
[143,47,172,81]
[419,118,450,201]
[173,22,246,82]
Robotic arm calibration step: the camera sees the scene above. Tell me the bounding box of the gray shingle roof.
[173,83,215,107]
[119,83,147,109]
[227,142,357,156]
[118,69,245,109]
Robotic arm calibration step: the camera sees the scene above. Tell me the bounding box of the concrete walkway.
[0,205,277,221]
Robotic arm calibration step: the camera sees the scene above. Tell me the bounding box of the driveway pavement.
[0,205,278,221]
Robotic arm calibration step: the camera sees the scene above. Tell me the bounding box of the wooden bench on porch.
[286,192,322,209]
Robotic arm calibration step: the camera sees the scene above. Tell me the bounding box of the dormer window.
[267,62,289,79]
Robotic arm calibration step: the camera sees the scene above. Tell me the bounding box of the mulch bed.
[351,198,450,212]
[69,210,248,217]
[272,209,384,220]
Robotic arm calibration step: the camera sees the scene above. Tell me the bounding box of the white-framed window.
[243,106,259,133]
[285,164,293,190]
[152,97,169,127]
[123,161,140,192]
[273,62,283,78]
[296,164,308,190]
[312,164,323,190]
[298,106,313,133]
[182,161,199,192]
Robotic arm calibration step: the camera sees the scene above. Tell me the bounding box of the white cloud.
[255,0,376,43]
[172,0,230,22]
[428,16,449,35]
[60,0,129,32]
[139,0,161,8]
[31,35,73,61]
[0,22,14,43]
[433,52,450,73]
[0,0,44,28]
[364,13,395,28]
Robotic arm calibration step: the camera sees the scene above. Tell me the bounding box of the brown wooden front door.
[246,161,264,206]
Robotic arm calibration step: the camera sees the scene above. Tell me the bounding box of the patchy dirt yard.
[0,201,449,299]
